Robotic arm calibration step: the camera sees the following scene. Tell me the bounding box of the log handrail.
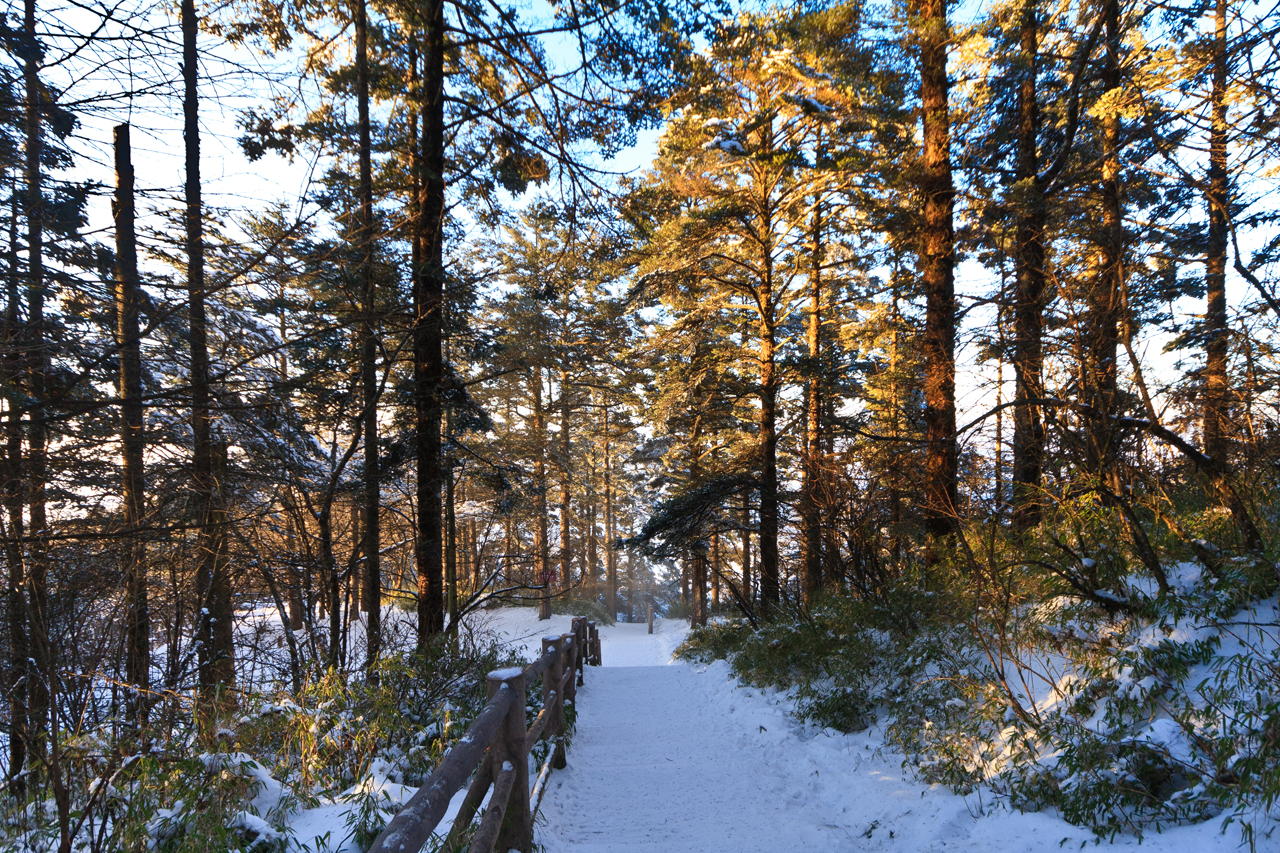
[366,615,601,853]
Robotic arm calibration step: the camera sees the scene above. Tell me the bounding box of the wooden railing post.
[558,633,574,766]
[587,620,601,666]
[542,636,567,770]
[563,629,578,706]
[572,617,585,686]
[647,604,653,634]
[490,668,532,853]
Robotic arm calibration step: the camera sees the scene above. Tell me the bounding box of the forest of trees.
[4,0,1280,844]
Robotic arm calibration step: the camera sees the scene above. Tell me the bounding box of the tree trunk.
[349,502,361,614]
[285,511,304,632]
[758,317,780,614]
[445,464,458,632]
[319,506,341,667]
[822,395,840,586]
[689,423,706,628]
[800,197,824,606]
[623,521,635,622]
[740,489,751,608]
[586,497,597,600]
[457,477,470,599]
[711,532,720,610]
[5,176,27,795]
[533,369,551,619]
[603,404,617,615]
[197,436,235,713]
[23,0,52,769]
[114,124,149,727]
[355,0,382,679]
[916,0,959,550]
[559,368,572,594]
[184,0,232,723]
[1085,0,1123,472]
[1203,0,1229,467]
[690,551,707,628]
[1012,0,1046,527]
[416,0,446,642]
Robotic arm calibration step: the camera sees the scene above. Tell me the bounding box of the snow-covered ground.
[284,608,1274,852]
[536,657,1270,852]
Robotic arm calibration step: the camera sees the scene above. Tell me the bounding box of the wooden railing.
[367,617,602,853]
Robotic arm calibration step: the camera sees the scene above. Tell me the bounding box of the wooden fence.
[366,617,602,853]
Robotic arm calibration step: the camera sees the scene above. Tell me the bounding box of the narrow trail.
[535,664,863,853]
[509,612,1247,853]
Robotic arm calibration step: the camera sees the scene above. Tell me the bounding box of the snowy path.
[536,664,864,853]
[533,619,1260,853]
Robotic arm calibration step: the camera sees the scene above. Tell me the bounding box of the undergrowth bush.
[0,629,527,852]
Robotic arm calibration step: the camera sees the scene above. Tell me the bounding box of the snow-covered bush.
[0,630,526,852]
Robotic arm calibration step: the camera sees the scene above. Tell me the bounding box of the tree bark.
[355,0,382,677]
[558,369,572,595]
[1012,0,1046,527]
[586,495,597,599]
[114,124,149,726]
[1203,0,1229,467]
[916,0,959,550]
[23,0,51,764]
[4,175,27,795]
[800,197,824,606]
[711,532,720,610]
[184,0,232,721]
[1085,0,1123,473]
[689,419,706,628]
[740,488,752,608]
[285,510,304,632]
[533,369,551,619]
[445,463,458,632]
[758,313,780,613]
[416,0,446,642]
[603,404,616,616]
